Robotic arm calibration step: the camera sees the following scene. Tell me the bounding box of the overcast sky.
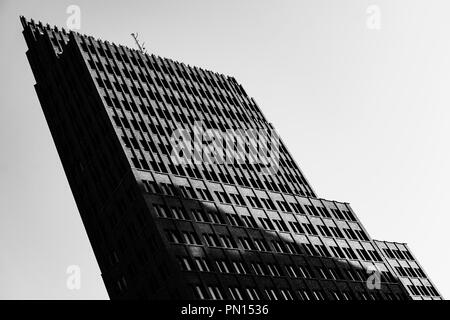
[1,0,448,299]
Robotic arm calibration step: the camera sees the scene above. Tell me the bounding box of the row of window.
[395,266,426,279]
[144,179,356,223]
[191,284,402,301]
[407,284,440,297]
[154,202,370,248]
[101,72,262,131]
[177,255,395,283]
[85,41,258,121]
[165,228,383,263]
[383,247,414,261]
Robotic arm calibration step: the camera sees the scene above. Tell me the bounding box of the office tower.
[21,16,442,300]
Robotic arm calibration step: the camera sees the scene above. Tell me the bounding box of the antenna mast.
[131,32,147,54]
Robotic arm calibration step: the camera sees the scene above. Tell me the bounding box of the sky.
[0,0,448,299]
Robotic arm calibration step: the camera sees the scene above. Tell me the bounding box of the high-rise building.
[21,16,442,300]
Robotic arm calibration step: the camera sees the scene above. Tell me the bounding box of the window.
[343,228,358,240]
[368,250,382,262]
[290,202,305,214]
[264,288,278,300]
[171,207,188,220]
[194,257,211,272]
[328,268,337,280]
[271,240,284,253]
[317,225,332,237]
[227,214,241,226]
[342,247,358,260]
[166,230,181,243]
[259,217,275,230]
[297,289,311,301]
[247,196,262,208]
[192,209,207,222]
[241,215,257,228]
[356,248,371,261]
[232,261,247,274]
[208,286,224,300]
[286,265,298,278]
[239,237,253,250]
[289,221,304,234]
[273,219,288,232]
[316,245,331,257]
[203,233,220,247]
[182,231,201,245]
[216,260,231,273]
[330,246,346,259]
[254,238,269,251]
[341,292,350,300]
[332,291,342,300]
[196,188,213,201]
[116,276,128,293]
[261,198,276,210]
[317,207,332,218]
[160,183,176,196]
[246,288,260,300]
[317,267,329,279]
[305,205,320,217]
[280,289,294,300]
[228,287,244,300]
[408,285,420,296]
[207,210,224,224]
[214,191,230,203]
[277,201,291,212]
[383,248,394,259]
[193,285,206,299]
[180,186,196,198]
[312,290,326,300]
[178,257,192,271]
[402,250,414,260]
[302,223,317,235]
[297,265,313,278]
[267,264,281,276]
[154,204,169,218]
[230,194,245,206]
[329,226,344,238]
[355,229,369,241]
[220,235,236,248]
[252,263,265,275]
[342,210,356,221]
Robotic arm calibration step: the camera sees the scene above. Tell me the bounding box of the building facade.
[374,241,442,300]
[21,17,442,300]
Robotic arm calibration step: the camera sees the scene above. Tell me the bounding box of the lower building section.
[100,169,412,300]
[374,240,442,300]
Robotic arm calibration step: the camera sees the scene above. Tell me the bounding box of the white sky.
[1,0,448,299]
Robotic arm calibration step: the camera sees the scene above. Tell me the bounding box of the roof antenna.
[131,32,147,54]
